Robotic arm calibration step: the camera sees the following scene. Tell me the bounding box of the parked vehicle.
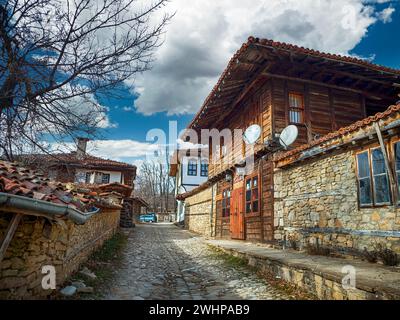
[139,213,157,223]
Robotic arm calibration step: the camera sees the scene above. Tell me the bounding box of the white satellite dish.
[279,125,298,149]
[243,124,261,145]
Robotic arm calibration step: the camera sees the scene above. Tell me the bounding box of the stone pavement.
[207,239,400,300]
[101,223,292,300]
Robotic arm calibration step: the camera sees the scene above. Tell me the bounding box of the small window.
[394,142,400,199]
[288,93,304,124]
[85,172,92,184]
[187,159,197,176]
[200,160,208,177]
[102,173,110,184]
[222,188,231,217]
[371,148,390,205]
[356,148,391,207]
[245,175,259,214]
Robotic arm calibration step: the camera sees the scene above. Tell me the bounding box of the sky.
[79,0,400,170]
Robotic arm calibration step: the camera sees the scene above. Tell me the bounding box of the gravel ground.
[101,223,292,300]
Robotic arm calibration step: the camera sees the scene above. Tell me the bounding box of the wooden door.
[230,188,245,239]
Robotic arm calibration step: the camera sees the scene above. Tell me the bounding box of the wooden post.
[0,214,22,263]
[373,122,398,206]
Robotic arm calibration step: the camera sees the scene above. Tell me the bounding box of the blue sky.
[82,0,400,169]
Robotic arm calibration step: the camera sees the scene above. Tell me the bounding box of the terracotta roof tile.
[22,152,136,170]
[0,160,99,212]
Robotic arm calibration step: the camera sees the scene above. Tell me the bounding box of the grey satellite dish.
[279,125,298,149]
[243,124,261,145]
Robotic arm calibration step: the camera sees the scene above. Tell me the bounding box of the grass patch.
[62,230,128,299]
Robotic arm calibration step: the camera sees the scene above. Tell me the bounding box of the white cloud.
[131,0,397,116]
[123,106,134,112]
[377,6,396,23]
[49,139,159,162]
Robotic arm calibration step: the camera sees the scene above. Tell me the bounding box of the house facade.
[169,148,209,223]
[22,138,137,187]
[177,37,400,245]
[273,103,400,255]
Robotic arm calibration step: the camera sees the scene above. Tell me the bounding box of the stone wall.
[274,150,400,256]
[184,185,216,237]
[0,207,120,299]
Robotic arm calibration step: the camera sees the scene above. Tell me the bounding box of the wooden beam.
[261,72,392,101]
[0,214,22,263]
[373,122,398,206]
[214,62,272,128]
[252,42,400,77]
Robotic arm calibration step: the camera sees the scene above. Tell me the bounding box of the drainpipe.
[0,193,100,225]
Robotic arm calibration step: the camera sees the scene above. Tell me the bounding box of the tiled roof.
[275,102,400,162]
[0,160,94,212]
[0,160,123,212]
[21,152,136,170]
[188,36,400,131]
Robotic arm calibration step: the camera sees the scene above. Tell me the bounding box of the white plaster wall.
[75,169,122,184]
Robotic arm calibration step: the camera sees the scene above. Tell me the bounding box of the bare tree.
[136,159,175,213]
[0,0,171,160]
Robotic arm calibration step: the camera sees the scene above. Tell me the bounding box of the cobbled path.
[102,223,291,300]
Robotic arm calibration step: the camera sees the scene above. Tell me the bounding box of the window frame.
[101,173,110,184]
[391,140,400,203]
[355,145,392,208]
[245,174,259,215]
[288,92,305,125]
[221,188,231,218]
[187,158,198,176]
[200,160,208,177]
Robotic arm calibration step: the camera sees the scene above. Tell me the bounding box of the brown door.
[230,188,245,239]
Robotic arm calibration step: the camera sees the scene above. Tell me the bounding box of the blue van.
[139,213,157,223]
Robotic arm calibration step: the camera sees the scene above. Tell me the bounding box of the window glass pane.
[357,152,370,178]
[253,177,258,188]
[252,201,259,212]
[374,175,390,204]
[246,203,251,213]
[252,189,258,200]
[246,190,251,202]
[246,180,251,190]
[226,208,230,216]
[222,208,226,216]
[359,178,372,205]
[395,142,400,171]
[372,148,386,174]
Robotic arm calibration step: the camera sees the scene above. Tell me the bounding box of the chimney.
[76,137,89,159]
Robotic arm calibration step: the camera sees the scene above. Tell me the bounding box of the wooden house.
[179,37,400,243]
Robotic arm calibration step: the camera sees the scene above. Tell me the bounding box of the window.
[102,173,110,184]
[85,172,92,184]
[200,160,208,177]
[393,142,400,199]
[222,188,231,217]
[187,159,197,176]
[288,93,304,124]
[245,175,259,214]
[356,148,391,206]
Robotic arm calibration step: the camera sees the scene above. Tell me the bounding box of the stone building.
[0,160,122,298]
[274,103,400,256]
[176,37,400,243]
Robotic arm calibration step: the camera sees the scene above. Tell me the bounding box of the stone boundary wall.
[210,243,398,300]
[184,185,216,237]
[0,208,120,299]
[274,150,400,256]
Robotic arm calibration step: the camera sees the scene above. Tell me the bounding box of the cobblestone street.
[102,223,291,300]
